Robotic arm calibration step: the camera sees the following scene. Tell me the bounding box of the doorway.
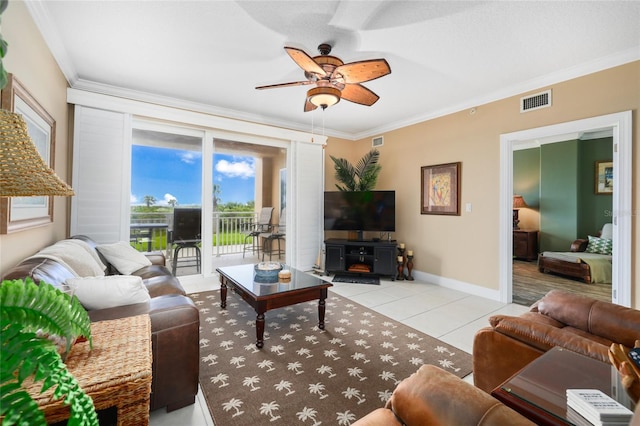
[512,136,613,305]
[500,111,632,306]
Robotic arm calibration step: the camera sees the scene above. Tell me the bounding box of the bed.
[537,224,612,284]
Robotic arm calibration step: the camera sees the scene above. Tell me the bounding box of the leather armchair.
[473,289,640,393]
[353,365,535,425]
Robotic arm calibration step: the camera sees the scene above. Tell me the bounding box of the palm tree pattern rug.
[192,290,473,425]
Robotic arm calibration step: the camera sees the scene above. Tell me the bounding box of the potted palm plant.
[0,278,98,425]
[330,148,382,192]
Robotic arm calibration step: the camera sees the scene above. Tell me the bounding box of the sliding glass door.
[131,123,204,277]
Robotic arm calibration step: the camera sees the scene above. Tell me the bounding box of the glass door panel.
[131,127,203,277]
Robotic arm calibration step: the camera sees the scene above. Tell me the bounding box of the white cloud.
[130,193,139,203]
[215,158,255,179]
[153,193,178,206]
[179,151,201,164]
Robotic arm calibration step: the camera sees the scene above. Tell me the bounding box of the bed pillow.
[96,241,152,274]
[66,275,150,310]
[584,235,612,255]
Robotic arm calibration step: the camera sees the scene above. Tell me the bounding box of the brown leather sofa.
[353,364,535,425]
[1,235,200,413]
[473,289,640,393]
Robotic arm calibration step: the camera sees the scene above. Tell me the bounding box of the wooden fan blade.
[255,80,313,90]
[304,98,318,112]
[341,84,380,106]
[333,59,391,84]
[285,47,327,77]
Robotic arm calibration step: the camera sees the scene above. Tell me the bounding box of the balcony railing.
[130,211,259,258]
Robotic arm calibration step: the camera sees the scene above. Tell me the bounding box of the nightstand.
[513,230,538,261]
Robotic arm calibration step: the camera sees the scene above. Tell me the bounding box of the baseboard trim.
[412,270,502,302]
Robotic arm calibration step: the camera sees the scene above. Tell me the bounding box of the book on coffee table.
[566,389,633,426]
[567,406,631,426]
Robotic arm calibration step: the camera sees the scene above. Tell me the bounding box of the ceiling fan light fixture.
[307,87,341,109]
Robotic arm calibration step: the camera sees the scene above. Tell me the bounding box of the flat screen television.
[324,190,395,235]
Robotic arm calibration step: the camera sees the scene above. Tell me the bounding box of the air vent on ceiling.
[520,90,552,113]
[372,136,384,147]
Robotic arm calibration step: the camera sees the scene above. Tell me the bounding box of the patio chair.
[170,208,202,275]
[260,209,285,261]
[242,207,274,258]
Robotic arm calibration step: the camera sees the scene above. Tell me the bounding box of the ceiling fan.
[256,43,391,111]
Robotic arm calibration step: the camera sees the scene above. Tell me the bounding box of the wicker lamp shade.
[0,109,74,197]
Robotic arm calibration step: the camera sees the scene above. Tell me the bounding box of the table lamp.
[0,109,74,197]
[513,195,528,229]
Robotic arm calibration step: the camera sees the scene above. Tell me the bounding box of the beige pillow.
[66,275,150,310]
[96,241,152,274]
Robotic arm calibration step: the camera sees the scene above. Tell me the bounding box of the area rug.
[332,274,380,285]
[191,289,473,425]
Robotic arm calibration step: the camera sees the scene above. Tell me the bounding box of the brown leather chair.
[354,365,535,425]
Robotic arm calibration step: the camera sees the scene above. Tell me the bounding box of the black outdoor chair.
[170,208,201,275]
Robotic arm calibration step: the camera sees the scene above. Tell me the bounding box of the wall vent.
[372,136,384,147]
[520,90,552,113]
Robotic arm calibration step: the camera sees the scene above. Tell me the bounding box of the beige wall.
[325,61,639,307]
[0,1,71,273]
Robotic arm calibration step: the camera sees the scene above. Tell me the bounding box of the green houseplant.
[330,148,382,192]
[0,278,98,425]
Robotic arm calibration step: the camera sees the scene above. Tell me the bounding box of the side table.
[513,229,538,261]
[492,347,634,425]
[25,314,153,425]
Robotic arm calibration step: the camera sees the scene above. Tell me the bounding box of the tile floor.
[149,272,529,426]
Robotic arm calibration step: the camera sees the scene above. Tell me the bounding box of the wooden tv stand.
[324,239,397,279]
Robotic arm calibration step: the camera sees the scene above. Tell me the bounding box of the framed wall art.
[421,162,461,215]
[594,160,613,195]
[1,74,57,234]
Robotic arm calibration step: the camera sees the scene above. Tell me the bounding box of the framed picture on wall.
[421,162,461,215]
[595,160,613,195]
[0,74,57,234]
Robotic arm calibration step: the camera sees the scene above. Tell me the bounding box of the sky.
[131,145,255,206]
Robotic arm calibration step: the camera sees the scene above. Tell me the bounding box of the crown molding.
[25,1,78,85]
[353,48,639,141]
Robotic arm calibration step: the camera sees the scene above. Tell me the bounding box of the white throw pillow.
[96,241,152,275]
[66,275,150,310]
[36,239,106,277]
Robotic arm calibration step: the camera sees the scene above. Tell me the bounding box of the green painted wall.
[540,141,579,252]
[515,138,613,252]
[513,148,540,210]
[577,138,613,237]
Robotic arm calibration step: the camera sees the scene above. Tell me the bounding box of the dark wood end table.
[491,347,635,425]
[217,264,333,348]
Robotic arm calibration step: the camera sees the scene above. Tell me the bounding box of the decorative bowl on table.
[254,262,283,283]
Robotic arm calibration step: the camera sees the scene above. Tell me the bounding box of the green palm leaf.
[330,156,358,191]
[330,149,381,192]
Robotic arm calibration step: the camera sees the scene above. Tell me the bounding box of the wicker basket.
[24,314,152,425]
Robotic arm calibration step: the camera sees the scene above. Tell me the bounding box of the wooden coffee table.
[217,264,332,348]
[492,347,634,425]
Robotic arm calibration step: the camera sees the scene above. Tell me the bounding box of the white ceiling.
[26,1,640,140]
